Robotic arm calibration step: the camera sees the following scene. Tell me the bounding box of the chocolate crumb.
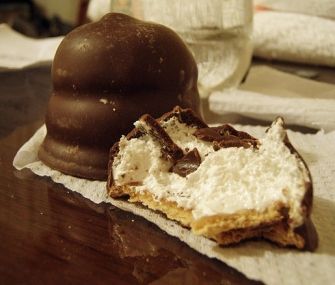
[171,148,201,177]
[213,139,258,150]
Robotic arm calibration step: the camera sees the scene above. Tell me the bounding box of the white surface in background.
[0,24,63,70]
[254,0,335,19]
[253,11,335,67]
[209,66,335,132]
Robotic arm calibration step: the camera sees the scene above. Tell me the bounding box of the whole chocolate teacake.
[38,13,201,180]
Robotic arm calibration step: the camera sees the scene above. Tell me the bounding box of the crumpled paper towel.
[209,66,335,131]
[0,24,63,70]
[254,0,335,19]
[13,124,335,285]
[253,11,335,67]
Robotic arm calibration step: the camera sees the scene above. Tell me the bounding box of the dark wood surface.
[0,61,334,285]
[0,66,263,285]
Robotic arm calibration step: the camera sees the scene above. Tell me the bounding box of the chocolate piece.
[194,125,258,150]
[160,106,208,129]
[213,139,258,150]
[171,148,201,177]
[139,114,184,162]
[38,13,201,180]
[194,125,256,142]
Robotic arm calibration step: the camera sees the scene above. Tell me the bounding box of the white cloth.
[13,125,335,285]
[209,66,335,132]
[253,11,335,67]
[254,0,335,19]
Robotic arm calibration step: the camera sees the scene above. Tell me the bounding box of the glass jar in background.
[140,0,253,99]
[88,0,253,99]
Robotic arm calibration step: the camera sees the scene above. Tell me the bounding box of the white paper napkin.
[254,0,335,19]
[0,24,63,70]
[209,66,335,131]
[13,124,335,285]
[253,11,335,67]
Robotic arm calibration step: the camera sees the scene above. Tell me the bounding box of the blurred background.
[0,0,334,134]
[1,0,334,37]
[0,0,89,37]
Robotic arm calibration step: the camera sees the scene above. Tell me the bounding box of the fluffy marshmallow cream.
[112,117,310,226]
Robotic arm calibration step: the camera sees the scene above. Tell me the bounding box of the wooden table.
[0,65,263,285]
[1,61,333,284]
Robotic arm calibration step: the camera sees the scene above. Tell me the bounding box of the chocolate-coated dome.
[38,13,201,180]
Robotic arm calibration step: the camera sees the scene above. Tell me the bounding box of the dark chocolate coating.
[171,148,201,177]
[283,135,318,251]
[38,13,201,180]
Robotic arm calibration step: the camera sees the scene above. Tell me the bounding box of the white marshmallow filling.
[112,117,310,227]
